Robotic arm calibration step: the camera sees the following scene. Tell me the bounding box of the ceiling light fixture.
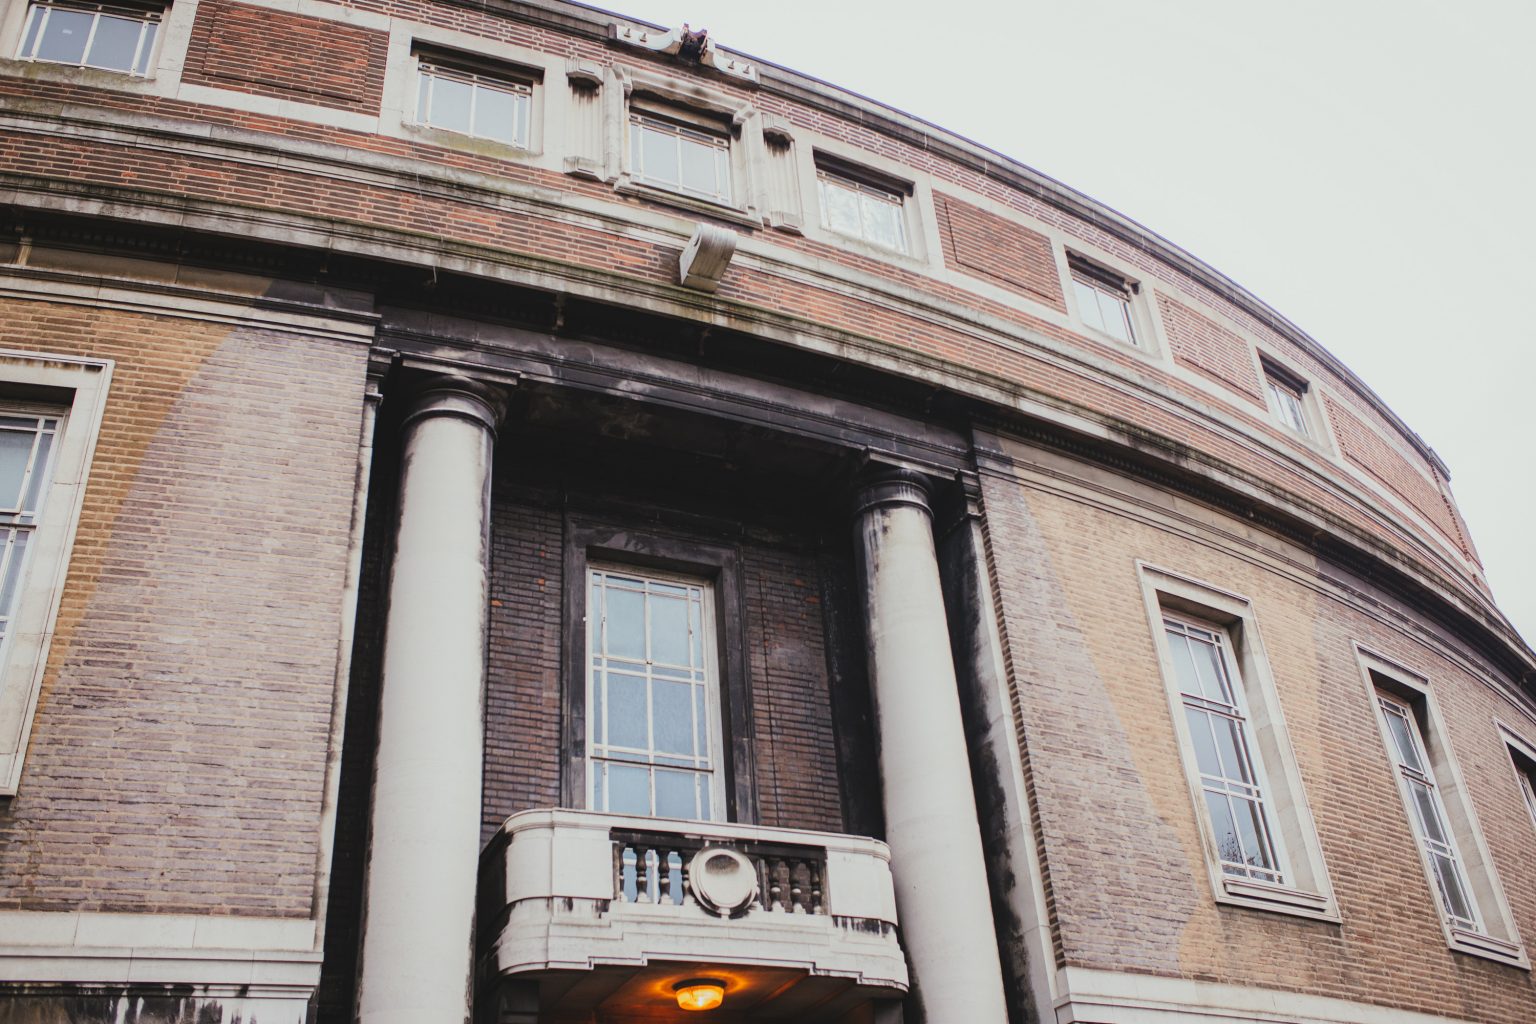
[673,978,726,1011]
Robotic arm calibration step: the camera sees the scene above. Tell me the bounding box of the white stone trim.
[1055,966,1496,1024]
[0,910,316,949]
[0,350,110,794]
[1137,563,1340,922]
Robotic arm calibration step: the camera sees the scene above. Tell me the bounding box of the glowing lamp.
[673,978,726,1011]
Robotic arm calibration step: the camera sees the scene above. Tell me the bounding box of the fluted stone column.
[852,469,1009,1023]
[356,376,505,1024]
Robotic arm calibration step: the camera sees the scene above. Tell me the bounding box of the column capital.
[401,375,509,437]
[851,466,932,519]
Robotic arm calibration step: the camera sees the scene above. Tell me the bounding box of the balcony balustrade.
[478,809,907,1022]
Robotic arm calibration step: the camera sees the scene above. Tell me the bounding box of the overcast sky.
[594,0,1536,644]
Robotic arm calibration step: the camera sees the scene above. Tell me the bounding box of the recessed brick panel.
[1158,294,1265,402]
[181,0,389,114]
[935,193,1066,312]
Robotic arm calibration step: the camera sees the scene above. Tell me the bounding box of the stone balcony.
[478,809,908,1023]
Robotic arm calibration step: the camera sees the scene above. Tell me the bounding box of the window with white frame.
[16,0,160,76]
[1141,565,1337,920]
[414,49,532,149]
[1068,254,1138,345]
[1509,737,1536,834]
[1163,616,1284,883]
[586,566,724,821]
[1262,359,1312,437]
[816,161,908,253]
[1361,653,1528,966]
[628,111,732,206]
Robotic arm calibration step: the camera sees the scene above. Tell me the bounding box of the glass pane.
[22,429,53,515]
[1213,716,1253,784]
[1205,791,1242,866]
[1384,707,1423,772]
[85,14,141,72]
[650,593,690,666]
[133,21,156,75]
[689,598,702,665]
[1433,852,1475,923]
[0,532,26,620]
[824,180,862,236]
[416,72,430,122]
[1233,797,1274,870]
[652,679,694,756]
[36,8,91,65]
[1412,782,1447,844]
[1166,629,1202,699]
[863,196,904,251]
[590,670,602,749]
[474,85,522,146]
[1076,280,1105,332]
[0,429,35,510]
[639,125,679,186]
[427,74,472,134]
[605,763,650,815]
[21,7,45,58]
[1191,634,1232,704]
[699,782,711,820]
[654,769,697,819]
[604,673,647,749]
[1184,707,1222,778]
[1104,296,1133,342]
[678,136,718,196]
[603,584,644,660]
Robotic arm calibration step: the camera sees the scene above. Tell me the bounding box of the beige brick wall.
[0,295,368,917]
[980,438,1536,1021]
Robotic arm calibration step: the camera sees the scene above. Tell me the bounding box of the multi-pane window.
[1069,256,1137,345]
[1263,364,1311,437]
[1164,617,1284,884]
[1376,693,1481,931]
[0,414,58,667]
[17,0,160,76]
[817,169,907,253]
[628,114,732,205]
[415,59,531,149]
[587,567,722,821]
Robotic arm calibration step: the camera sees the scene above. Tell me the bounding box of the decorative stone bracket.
[679,223,738,291]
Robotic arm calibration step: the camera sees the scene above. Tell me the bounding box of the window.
[1508,731,1536,834]
[1069,254,1138,345]
[1262,360,1312,437]
[628,112,732,206]
[414,51,532,149]
[586,566,724,821]
[1360,651,1528,966]
[16,0,160,76]
[1163,617,1283,884]
[1140,565,1336,920]
[817,164,908,253]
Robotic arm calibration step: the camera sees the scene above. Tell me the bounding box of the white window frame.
[626,109,734,207]
[1357,648,1529,968]
[1067,252,1141,348]
[815,161,910,255]
[15,0,162,76]
[1139,564,1338,920]
[1502,723,1536,836]
[1260,357,1317,439]
[585,563,726,822]
[0,352,111,796]
[413,52,534,150]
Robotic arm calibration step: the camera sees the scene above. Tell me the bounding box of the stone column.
[852,468,1009,1023]
[356,376,504,1024]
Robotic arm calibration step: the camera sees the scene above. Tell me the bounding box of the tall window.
[586,566,723,821]
[1375,692,1481,930]
[1068,255,1138,345]
[415,56,531,149]
[817,167,907,253]
[1164,616,1283,884]
[0,414,58,673]
[628,113,732,205]
[17,0,160,76]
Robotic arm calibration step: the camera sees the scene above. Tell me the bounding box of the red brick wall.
[0,296,367,916]
[181,0,389,114]
[1158,294,1265,402]
[935,193,1066,312]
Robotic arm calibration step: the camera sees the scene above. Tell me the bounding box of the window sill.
[1216,878,1339,923]
[1447,926,1529,969]
[401,122,539,161]
[615,179,762,231]
[1,58,159,91]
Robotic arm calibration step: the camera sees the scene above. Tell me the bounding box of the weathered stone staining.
[0,1,1531,1024]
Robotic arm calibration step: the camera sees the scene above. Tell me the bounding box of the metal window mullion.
[78,10,102,68]
[24,6,47,58]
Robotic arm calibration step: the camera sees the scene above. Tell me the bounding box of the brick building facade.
[0,1,1531,1023]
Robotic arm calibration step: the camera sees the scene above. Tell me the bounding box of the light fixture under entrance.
[673,978,726,1011]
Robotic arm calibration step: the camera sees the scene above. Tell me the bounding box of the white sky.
[593,0,1536,645]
